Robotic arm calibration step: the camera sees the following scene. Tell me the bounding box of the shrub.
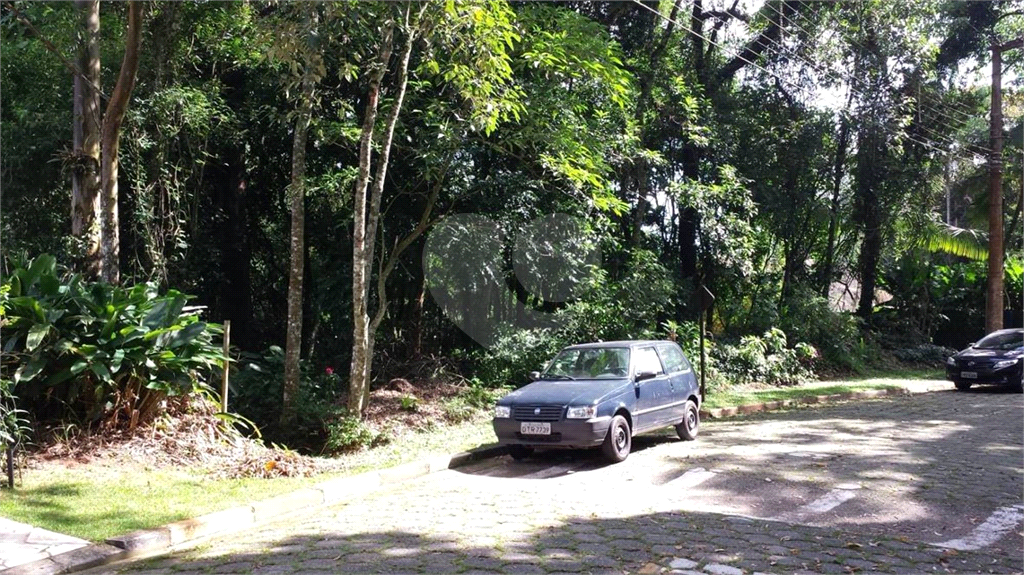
[779,287,863,371]
[893,343,957,366]
[0,255,223,430]
[230,347,343,452]
[441,381,507,423]
[324,414,383,454]
[399,395,419,412]
[712,328,816,386]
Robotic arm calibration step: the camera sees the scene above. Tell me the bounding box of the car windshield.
[974,331,1024,351]
[543,347,630,380]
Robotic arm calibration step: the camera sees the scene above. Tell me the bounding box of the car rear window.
[656,343,691,373]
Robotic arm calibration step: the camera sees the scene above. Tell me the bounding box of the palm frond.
[923,220,989,261]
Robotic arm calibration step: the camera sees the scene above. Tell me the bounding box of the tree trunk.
[72,0,102,279]
[360,11,418,395]
[350,5,421,417]
[348,22,395,417]
[281,60,317,425]
[820,115,850,297]
[854,126,883,323]
[99,1,144,284]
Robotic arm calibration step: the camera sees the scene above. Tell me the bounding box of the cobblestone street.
[99,388,1023,574]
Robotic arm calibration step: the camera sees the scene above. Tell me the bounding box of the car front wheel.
[954,380,973,391]
[601,415,631,463]
[676,401,700,441]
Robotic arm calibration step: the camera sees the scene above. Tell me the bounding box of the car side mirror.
[529,371,541,381]
[634,370,658,382]
[967,342,976,348]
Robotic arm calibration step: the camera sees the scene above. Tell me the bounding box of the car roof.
[563,340,674,350]
[985,328,1024,336]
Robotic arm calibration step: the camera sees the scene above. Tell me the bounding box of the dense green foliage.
[2,1,1021,451]
[0,255,223,429]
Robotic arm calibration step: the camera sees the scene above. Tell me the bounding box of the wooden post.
[6,443,14,489]
[698,308,706,403]
[221,320,231,412]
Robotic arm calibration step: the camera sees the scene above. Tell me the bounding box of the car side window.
[656,343,691,373]
[633,347,664,376]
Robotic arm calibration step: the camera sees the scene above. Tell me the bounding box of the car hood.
[955,347,1024,360]
[500,378,631,406]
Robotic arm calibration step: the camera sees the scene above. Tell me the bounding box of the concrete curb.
[3,444,508,575]
[699,386,911,420]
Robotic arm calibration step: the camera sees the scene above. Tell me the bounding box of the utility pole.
[986,37,1023,334]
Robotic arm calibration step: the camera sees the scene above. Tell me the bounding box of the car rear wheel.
[508,445,533,461]
[954,380,973,391]
[676,401,700,441]
[601,415,631,463]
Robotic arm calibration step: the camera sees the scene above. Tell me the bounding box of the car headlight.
[494,405,510,419]
[946,356,956,366]
[994,359,1019,370]
[566,405,597,419]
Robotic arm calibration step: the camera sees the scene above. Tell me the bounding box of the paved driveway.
[100,388,1023,574]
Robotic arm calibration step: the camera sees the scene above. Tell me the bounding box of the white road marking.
[776,487,859,521]
[663,467,717,488]
[800,489,857,514]
[933,504,1024,551]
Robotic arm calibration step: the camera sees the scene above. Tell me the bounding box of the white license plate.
[961,371,978,379]
[520,422,551,435]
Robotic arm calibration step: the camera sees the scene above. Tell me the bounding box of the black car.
[492,340,700,463]
[946,328,1024,391]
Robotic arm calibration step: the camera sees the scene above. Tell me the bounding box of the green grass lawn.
[701,381,903,409]
[700,368,944,409]
[0,466,330,542]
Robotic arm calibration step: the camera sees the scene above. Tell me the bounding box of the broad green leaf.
[165,322,207,349]
[26,323,50,352]
[15,355,46,384]
[110,349,125,373]
[90,363,112,383]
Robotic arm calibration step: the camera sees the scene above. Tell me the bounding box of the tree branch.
[716,0,809,84]
[5,1,109,100]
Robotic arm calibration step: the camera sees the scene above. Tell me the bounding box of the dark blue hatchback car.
[492,340,701,463]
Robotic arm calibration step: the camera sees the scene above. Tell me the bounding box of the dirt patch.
[22,380,480,479]
[361,379,468,431]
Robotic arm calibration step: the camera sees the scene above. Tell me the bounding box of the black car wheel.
[954,380,973,391]
[601,415,631,463]
[676,401,700,441]
[508,445,533,461]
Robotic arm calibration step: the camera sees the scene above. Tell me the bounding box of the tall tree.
[71,0,101,279]
[267,3,324,424]
[348,1,522,415]
[349,4,419,416]
[98,1,144,283]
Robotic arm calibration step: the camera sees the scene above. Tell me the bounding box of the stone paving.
[91,388,1023,575]
[0,517,89,571]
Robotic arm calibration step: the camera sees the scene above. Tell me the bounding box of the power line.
[631,0,984,161]
[756,1,985,155]
[762,0,982,128]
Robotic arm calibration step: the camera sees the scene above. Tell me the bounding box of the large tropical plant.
[0,255,223,429]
